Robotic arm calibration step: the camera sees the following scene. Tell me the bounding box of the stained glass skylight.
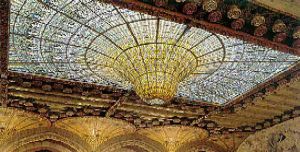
[9,0,300,104]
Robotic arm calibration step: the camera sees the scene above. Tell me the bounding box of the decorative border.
[7,64,300,133]
[0,0,9,106]
[7,71,218,107]
[6,95,300,134]
[7,61,300,110]
[224,62,300,109]
[1,0,300,134]
[105,0,300,56]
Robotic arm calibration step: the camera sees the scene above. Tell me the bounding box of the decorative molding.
[5,66,300,134]
[0,0,9,73]
[0,0,9,107]
[103,0,300,56]
[224,62,300,109]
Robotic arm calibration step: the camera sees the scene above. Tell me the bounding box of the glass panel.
[9,0,300,104]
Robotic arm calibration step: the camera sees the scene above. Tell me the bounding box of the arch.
[176,140,227,152]
[95,134,168,152]
[1,127,89,152]
[13,140,70,152]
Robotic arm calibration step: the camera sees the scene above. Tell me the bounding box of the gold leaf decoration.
[138,126,208,152]
[54,117,136,150]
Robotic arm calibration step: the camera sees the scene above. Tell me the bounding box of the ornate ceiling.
[251,0,300,18]
[0,107,248,152]
[0,0,299,151]
[54,117,136,150]
[8,0,300,105]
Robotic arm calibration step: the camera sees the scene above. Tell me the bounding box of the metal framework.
[7,0,300,104]
[0,0,299,134]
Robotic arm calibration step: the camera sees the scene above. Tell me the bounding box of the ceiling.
[8,0,300,105]
[0,0,299,151]
[0,107,247,152]
[251,0,300,18]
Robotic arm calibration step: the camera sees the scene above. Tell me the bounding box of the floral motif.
[202,0,218,13]
[154,0,168,7]
[208,11,222,22]
[292,26,300,39]
[273,32,287,43]
[231,18,245,30]
[254,25,268,37]
[227,5,241,20]
[182,2,198,15]
[272,20,286,33]
[251,14,265,27]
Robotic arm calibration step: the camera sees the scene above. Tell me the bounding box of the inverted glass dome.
[9,0,300,104]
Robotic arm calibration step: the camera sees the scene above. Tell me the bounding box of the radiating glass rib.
[114,7,149,94]
[188,34,214,50]
[11,32,86,48]
[79,0,114,27]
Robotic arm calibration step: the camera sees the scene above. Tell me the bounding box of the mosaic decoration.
[9,0,300,104]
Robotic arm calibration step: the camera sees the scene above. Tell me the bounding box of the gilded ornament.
[50,114,59,119]
[138,126,208,152]
[202,0,218,13]
[108,43,200,105]
[272,20,286,33]
[38,107,48,113]
[0,108,50,144]
[227,5,242,19]
[24,102,33,107]
[251,14,265,27]
[54,117,136,151]
[292,26,300,39]
[66,110,75,116]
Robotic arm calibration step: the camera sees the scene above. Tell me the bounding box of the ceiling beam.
[0,0,9,106]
